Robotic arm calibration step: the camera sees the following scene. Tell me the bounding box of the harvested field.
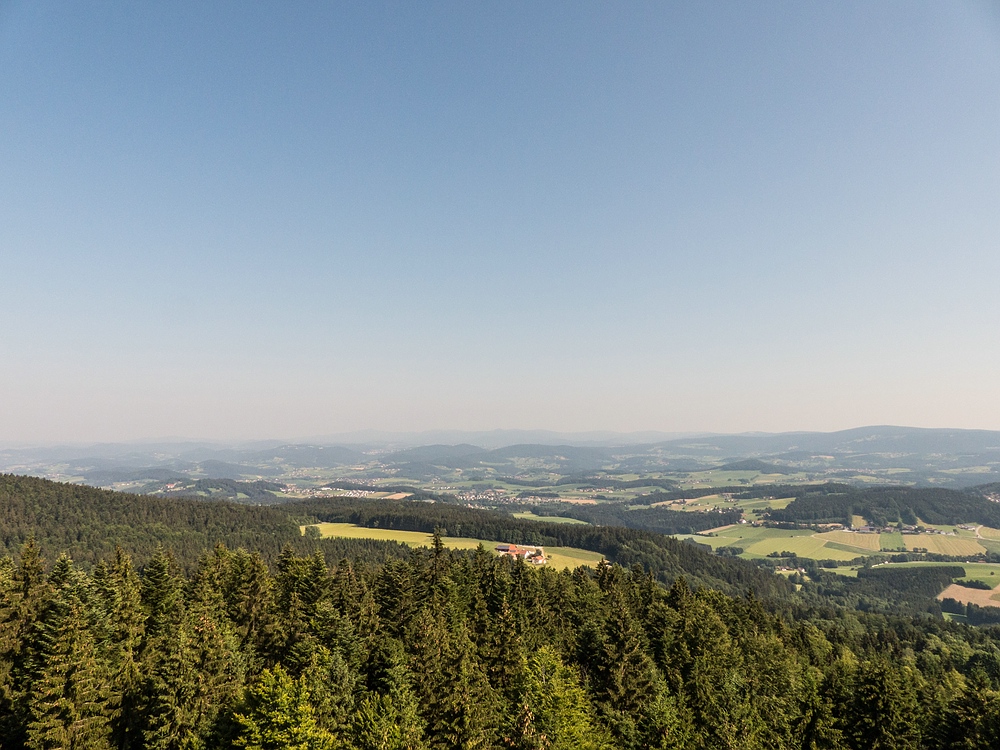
[904,535,985,556]
[938,583,1000,608]
[978,526,1000,540]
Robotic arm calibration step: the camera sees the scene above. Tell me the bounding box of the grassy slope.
[305,522,605,569]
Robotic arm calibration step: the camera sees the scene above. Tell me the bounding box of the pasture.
[303,522,605,570]
[879,532,905,550]
[815,530,882,552]
[677,525,862,561]
[511,512,589,524]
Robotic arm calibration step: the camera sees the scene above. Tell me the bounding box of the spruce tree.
[232,665,336,750]
[26,557,112,750]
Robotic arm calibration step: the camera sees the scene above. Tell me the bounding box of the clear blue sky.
[2,1,999,442]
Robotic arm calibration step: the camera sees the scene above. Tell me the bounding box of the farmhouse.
[495,543,547,565]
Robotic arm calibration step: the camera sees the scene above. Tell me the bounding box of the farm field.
[303,522,605,570]
[879,532,905,550]
[903,535,985,556]
[511,511,589,524]
[676,526,861,561]
[937,583,1000,608]
[658,495,795,520]
[676,470,811,489]
[815,530,882,551]
[741,535,856,560]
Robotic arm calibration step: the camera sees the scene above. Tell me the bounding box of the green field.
[511,512,589,524]
[674,525,861,561]
[879,532,905,551]
[304,522,605,570]
[815,530,882,552]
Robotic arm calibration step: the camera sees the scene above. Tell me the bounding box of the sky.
[2,1,1000,443]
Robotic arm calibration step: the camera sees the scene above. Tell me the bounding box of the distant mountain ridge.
[4,425,1000,490]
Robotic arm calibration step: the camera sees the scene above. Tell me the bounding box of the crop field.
[677,470,811,489]
[303,522,605,570]
[741,535,851,559]
[937,583,1000,608]
[815,530,882,551]
[677,526,859,561]
[851,515,867,528]
[903,535,985,556]
[978,526,1000,540]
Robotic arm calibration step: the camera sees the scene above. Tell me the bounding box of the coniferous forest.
[3,475,1000,748]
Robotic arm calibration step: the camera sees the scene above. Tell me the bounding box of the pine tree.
[933,671,1000,750]
[353,638,428,750]
[844,658,920,750]
[0,538,53,745]
[521,645,609,750]
[94,548,145,750]
[232,665,336,750]
[408,608,499,750]
[26,557,112,750]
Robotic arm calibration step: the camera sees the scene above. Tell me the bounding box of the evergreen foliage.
[0,536,999,748]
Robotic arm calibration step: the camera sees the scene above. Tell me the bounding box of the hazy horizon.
[3,2,999,443]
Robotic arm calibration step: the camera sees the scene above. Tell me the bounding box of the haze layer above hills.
[3,425,1000,494]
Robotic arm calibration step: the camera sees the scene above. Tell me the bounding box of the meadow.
[511,511,590,524]
[675,525,862,561]
[303,522,605,570]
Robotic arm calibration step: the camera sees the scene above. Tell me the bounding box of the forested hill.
[769,484,1000,527]
[287,497,791,599]
[0,475,788,598]
[0,474,408,568]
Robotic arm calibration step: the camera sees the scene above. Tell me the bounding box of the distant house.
[495,543,547,565]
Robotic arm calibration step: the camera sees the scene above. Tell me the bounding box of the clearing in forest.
[302,522,605,570]
[511,512,589,524]
[938,583,1000,608]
